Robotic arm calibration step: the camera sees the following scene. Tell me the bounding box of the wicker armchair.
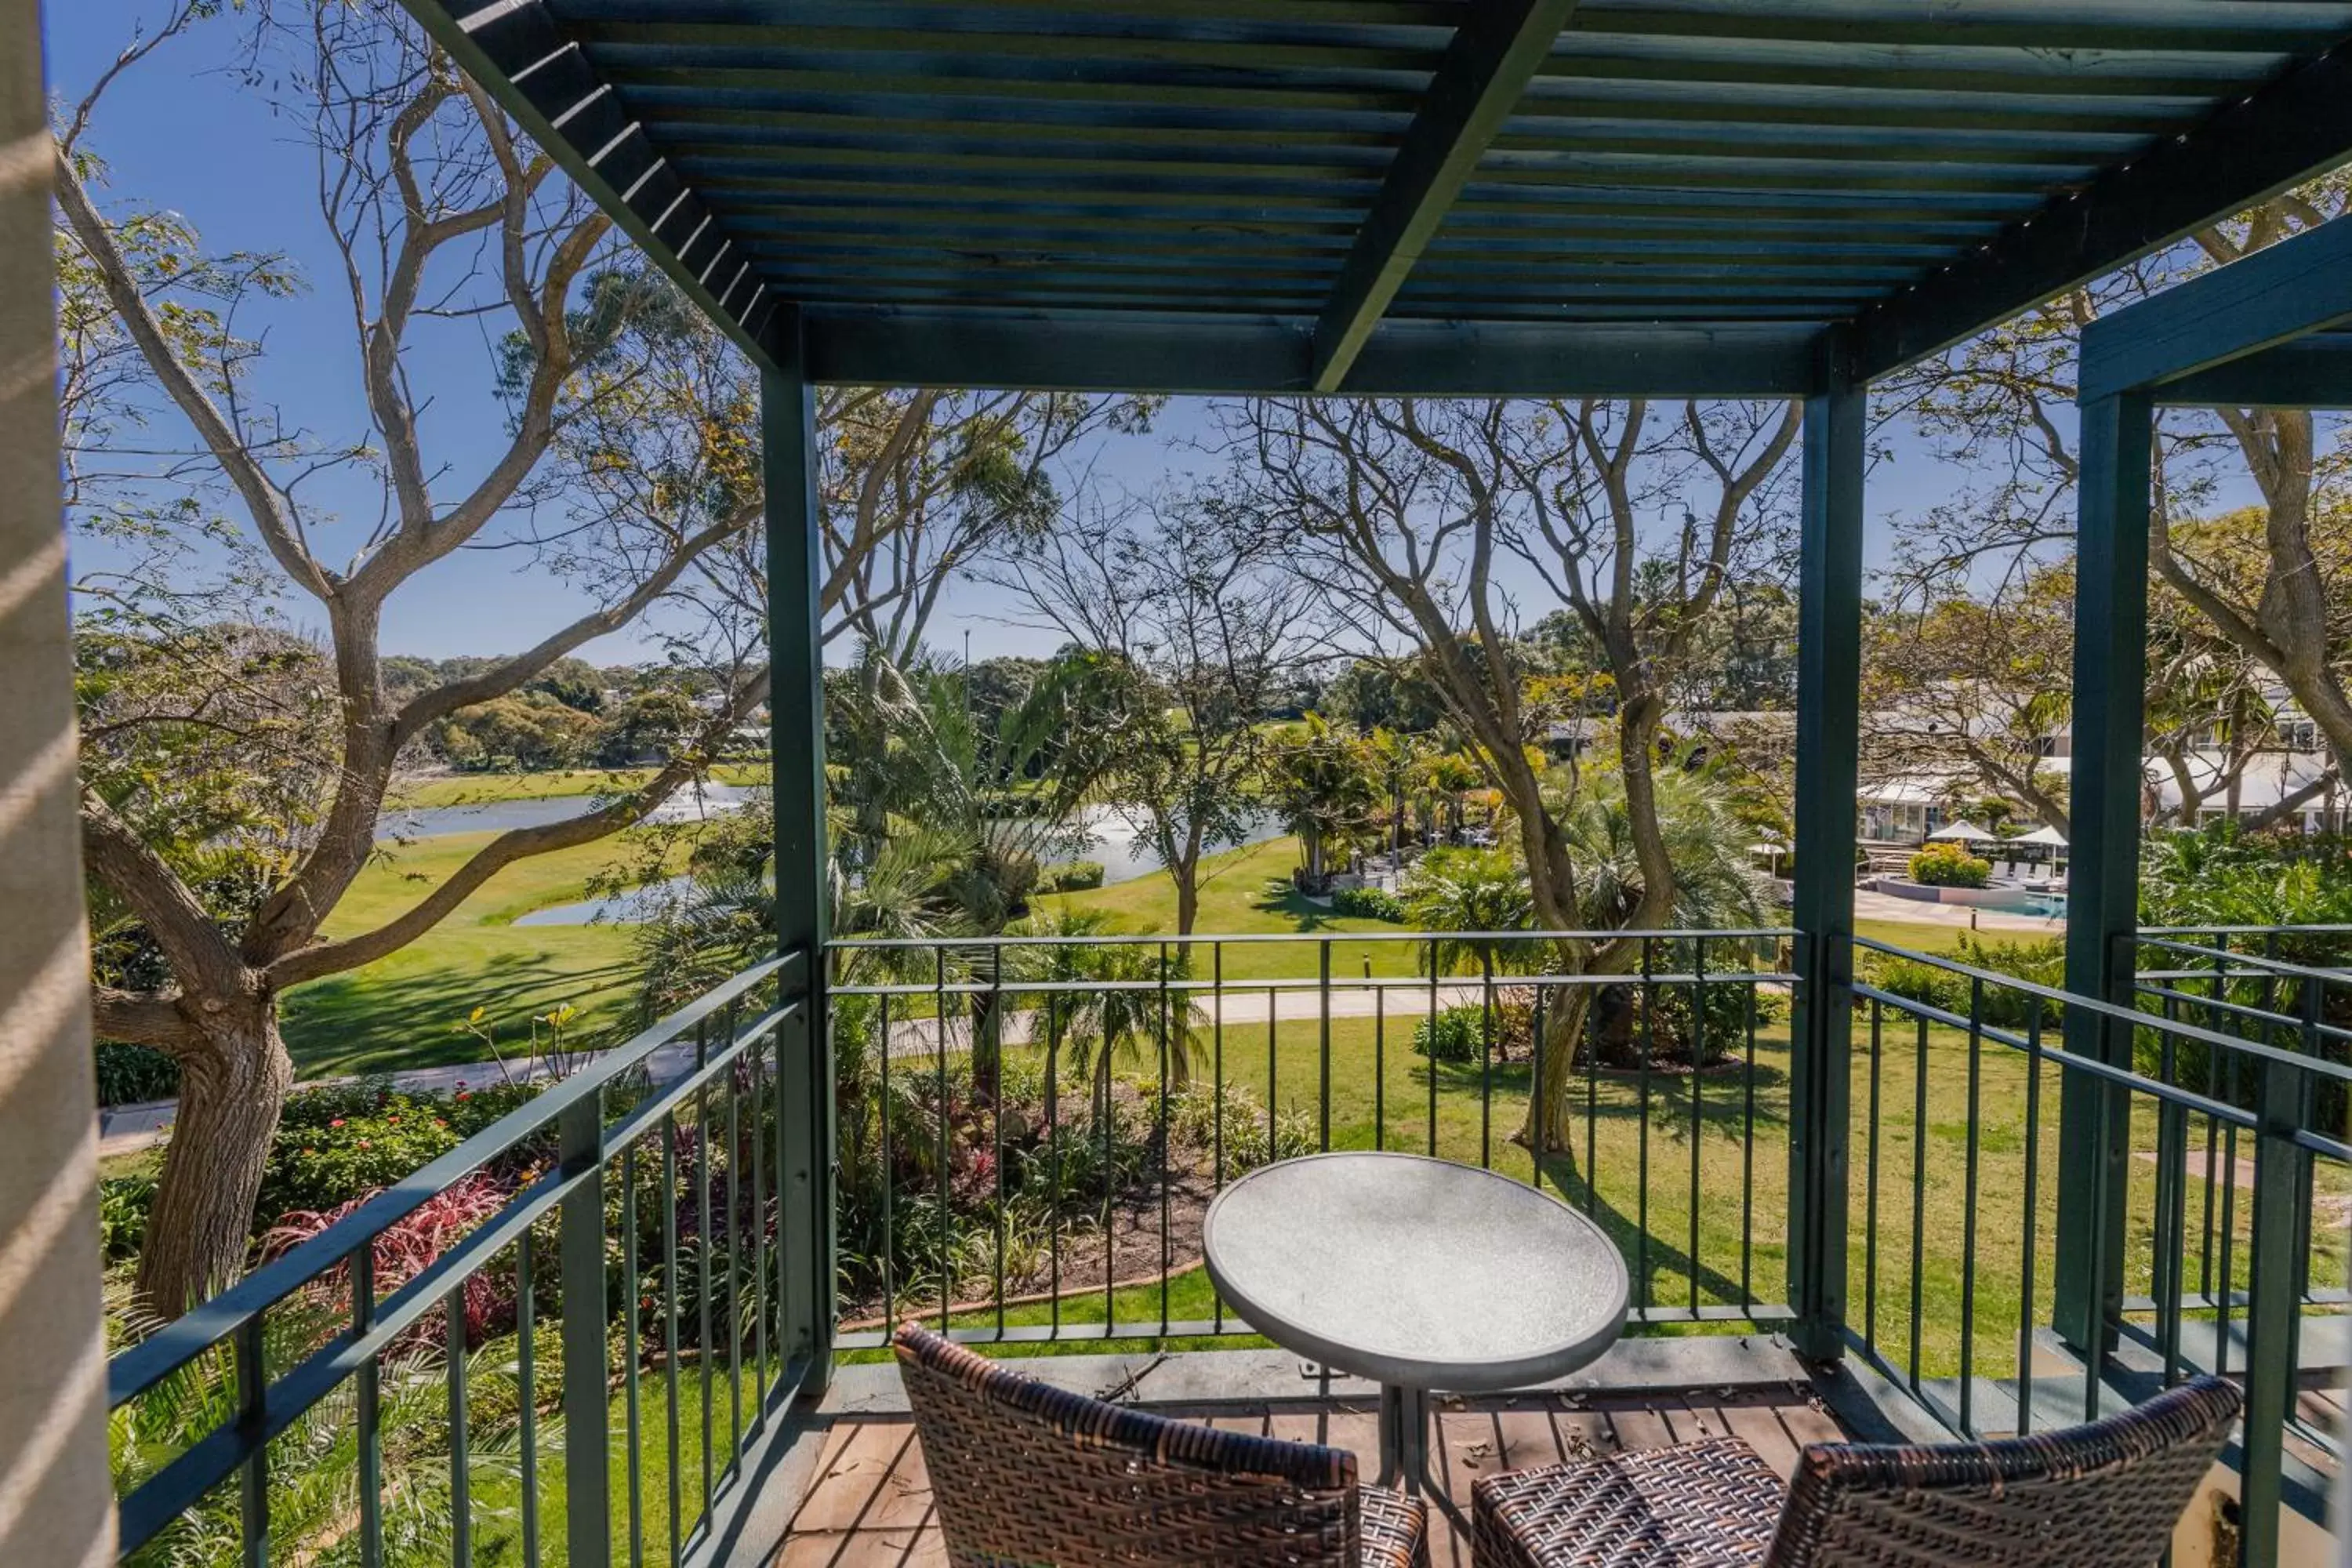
[894,1324,1428,1566]
[1472,1375,2242,1568]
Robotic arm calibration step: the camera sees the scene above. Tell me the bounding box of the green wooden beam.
[801,312,1819,395]
[1852,43,2352,379]
[1787,344,1864,1362]
[1309,0,1581,391]
[2080,212,2352,402]
[763,307,833,1395]
[1565,0,2352,54]
[2157,336,2352,409]
[2053,390,2152,1356]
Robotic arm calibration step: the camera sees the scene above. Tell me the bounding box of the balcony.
[101,927,2346,1566]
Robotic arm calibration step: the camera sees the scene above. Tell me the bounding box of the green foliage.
[2140,822,2352,936]
[1039,860,1105,892]
[1908,841,1992,888]
[1401,848,1537,973]
[1265,713,1381,884]
[1330,885,1405,921]
[99,1174,157,1265]
[1411,1006,1482,1064]
[254,1081,541,1228]
[1860,935,2067,1031]
[94,1042,179,1106]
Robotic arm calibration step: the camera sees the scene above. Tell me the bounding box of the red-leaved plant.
[260,1172,518,1351]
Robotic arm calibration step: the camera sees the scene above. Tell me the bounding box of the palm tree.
[1265,713,1380,887]
[1004,909,1207,1119]
[1399,847,1540,976]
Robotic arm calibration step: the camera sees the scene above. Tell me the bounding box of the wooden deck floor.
[773,1384,1849,1567]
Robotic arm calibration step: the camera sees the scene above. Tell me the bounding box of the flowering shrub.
[1909,841,1992,888]
[255,1080,543,1227]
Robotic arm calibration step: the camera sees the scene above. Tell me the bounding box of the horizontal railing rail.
[107,951,816,1566]
[825,929,1798,1352]
[1851,935,2346,1566]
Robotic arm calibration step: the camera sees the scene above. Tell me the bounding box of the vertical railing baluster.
[622,1142,643,1568]
[1864,997,1882,1359]
[448,1291,471,1568]
[724,1038,743,1461]
[519,1238,539,1568]
[1428,941,1439,1157]
[990,956,1005,1340]
[1047,982,1062,1339]
[879,990,894,1340]
[1584,993,1599,1217]
[698,1071,716,1519]
[1376,956,1388,1156]
[749,1033,769,1412]
[355,1245,383,1568]
[1319,940,1334,1152]
[2154,1008,2186,1388]
[1214,943,1225,1333]
[1530,982,1547,1191]
[1638,937,1654,1316]
[664,1118,683,1568]
[1959,976,1982,1436]
[237,1315,267,1568]
[1909,1011,1928,1395]
[1740,975,1757,1310]
[2019,1004,2042,1438]
[1690,939,1705,1319]
[1159,940,1173,1337]
[935,949,950,1334]
[1480,949,1495,1169]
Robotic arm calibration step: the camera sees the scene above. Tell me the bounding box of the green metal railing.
[1853,936,2348,1566]
[823,929,1798,1348]
[107,953,820,1566]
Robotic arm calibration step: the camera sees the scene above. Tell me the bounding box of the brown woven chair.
[894,1323,1428,1566]
[1472,1374,2242,1568]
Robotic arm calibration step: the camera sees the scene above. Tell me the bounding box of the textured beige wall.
[0,0,117,1563]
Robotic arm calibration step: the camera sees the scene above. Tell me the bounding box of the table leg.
[1375,1383,1461,1523]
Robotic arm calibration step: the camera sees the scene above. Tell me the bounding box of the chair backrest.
[1765,1375,2243,1568]
[893,1323,1367,1567]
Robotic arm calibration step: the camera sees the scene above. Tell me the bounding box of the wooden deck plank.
[770,1385,1842,1566]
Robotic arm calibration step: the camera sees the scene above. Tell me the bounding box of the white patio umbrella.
[2010,823,2067,848]
[1926,820,1998,842]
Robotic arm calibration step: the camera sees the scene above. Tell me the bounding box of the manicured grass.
[854,1001,2337,1388]
[394,764,768,809]
[280,829,676,1078]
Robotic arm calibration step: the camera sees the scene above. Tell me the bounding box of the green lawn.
[850,1002,2339,1392]
[280,829,673,1077]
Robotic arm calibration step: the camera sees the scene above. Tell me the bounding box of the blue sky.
[45,3,2047,667]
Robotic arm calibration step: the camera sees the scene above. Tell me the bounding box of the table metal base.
[1374,1384,1465,1526]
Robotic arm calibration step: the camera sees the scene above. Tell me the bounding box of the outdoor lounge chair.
[895,1323,1429,1566]
[1470,1374,2240,1567]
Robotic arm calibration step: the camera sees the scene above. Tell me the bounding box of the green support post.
[764,307,834,1395]
[2238,1058,2307,1566]
[557,1093,611,1568]
[2054,392,2152,1353]
[1788,363,1864,1361]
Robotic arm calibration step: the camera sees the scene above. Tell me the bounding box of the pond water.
[508,805,1288,926]
[377,782,756,841]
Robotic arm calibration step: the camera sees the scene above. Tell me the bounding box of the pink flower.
[357,1138,371,1149]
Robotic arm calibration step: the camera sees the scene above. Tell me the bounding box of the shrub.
[256,1079,539,1228]
[1330,886,1405,921]
[1412,1006,1481,1063]
[259,1172,517,1348]
[98,1174,156,1264]
[1908,841,1991,888]
[93,1043,180,1106]
[1039,860,1105,892]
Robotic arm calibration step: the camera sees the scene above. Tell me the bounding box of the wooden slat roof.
[410,0,2352,394]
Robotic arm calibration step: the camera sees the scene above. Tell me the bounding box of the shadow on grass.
[282,952,644,1077]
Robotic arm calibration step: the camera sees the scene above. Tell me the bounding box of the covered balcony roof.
[405,0,2352,394]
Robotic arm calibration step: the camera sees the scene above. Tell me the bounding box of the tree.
[53,5,1029,1309]
[996,493,1317,938]
[1861,567,2077,833]
[1240,395,1796,1149]
[1265,713,1380,887]
[1878,178,2352,797]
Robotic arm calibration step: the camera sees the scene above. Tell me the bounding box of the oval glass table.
[1201,1151,1630,1509]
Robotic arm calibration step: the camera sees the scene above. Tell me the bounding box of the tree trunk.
[1515,982,1592,1157]
[135,1001,295,1314]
